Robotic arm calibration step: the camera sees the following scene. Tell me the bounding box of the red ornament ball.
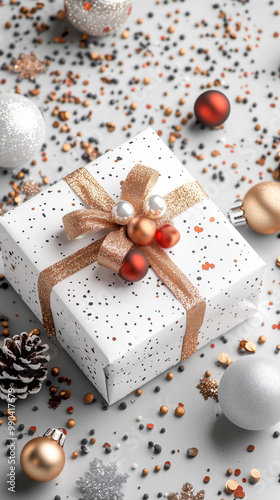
[156,224,180,249]
[119,249,149,282]
[194,90,230,127]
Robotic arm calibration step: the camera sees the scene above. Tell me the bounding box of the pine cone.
[0,332,50,401]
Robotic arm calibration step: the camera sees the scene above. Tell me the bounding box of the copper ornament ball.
[194,90,230,127]
[127,216,156,246]
[20,430,66,482]
[156,224,180,249]
[119,249,149,282]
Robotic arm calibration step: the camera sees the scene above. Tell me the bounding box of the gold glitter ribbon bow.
[38,164,208,361]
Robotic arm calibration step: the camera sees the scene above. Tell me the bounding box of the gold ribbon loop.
[97,227,133,272]
[63,209,117,240]
[121,164,159,214]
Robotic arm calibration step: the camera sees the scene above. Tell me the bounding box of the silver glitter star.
[76,458,129,500]
[12,53,47,81]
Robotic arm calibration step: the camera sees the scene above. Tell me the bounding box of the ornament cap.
[227,200,247,227]
[43,428,67,447]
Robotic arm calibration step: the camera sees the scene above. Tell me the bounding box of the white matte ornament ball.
[144,194,167,219]
[219,356,280,430]
[64,0,134,37]
[112,200,135,225]
[0,93,45,169]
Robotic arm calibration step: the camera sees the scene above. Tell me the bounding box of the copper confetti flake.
[197,376,219,401]
[168,482,205,500]
[12,53,47,81]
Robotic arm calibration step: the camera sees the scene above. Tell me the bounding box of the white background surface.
[0,0,280,499]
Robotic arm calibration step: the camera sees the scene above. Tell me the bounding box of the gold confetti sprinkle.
[12,53,47,81]
[197,376,218,400]
[168,482,205,500]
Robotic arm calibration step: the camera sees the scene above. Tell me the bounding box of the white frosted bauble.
[0,93,45,168]
[144,194,167,219]
[65,0,134,37]
[112,200,135,225]
[219,356,280,430]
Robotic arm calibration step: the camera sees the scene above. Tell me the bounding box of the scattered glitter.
[12,53,47,81]
[20,180,42,201]
[196,376,219,401]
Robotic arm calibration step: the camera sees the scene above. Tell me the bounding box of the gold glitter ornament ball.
[0,93,45,169]
[64,0,134,37]
[20,428,66,482]
[228,181,280,234]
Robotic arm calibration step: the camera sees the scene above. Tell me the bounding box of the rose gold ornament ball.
[127,216,156,246]
[20,435,65,482]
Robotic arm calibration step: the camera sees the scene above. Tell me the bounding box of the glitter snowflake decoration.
[168,482,205,500]
[196,376,219,401]
[76,458,129,500]
[12,53,47,81]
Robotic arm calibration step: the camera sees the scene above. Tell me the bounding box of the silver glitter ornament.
[0,93,45,169]
[112,200,135,225]
[64,0,134,37]
[219,356,280,430]
[76,458,129,500]
[144,194,167,219]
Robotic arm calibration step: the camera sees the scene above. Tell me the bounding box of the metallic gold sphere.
[127,216,156,246]
[20,436,65,482]
[242,181,280,234]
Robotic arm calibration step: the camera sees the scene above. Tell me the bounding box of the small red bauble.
[194,90,230,128]
[119,249,149,282]
[156,224,180,249]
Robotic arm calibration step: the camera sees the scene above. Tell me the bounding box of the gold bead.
[258,335,267,344]
[154,465,161,472]
[90,437,96,444]
[142,468,149,476]
[136,389,142,396]
[59,389,71,399]
[166,372,174,380]
[250,468,261,483]
[0,419,3,426]
[205,370,211,377]
[175,406,185,417]
[72,451,79,459]
[51,366,60,376]
[84,393,94,404]
[67,419,76,428]
[160,405,169,414]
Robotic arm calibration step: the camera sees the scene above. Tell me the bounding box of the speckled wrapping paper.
[0,128,266,404]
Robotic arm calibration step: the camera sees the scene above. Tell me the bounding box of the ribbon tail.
[63,209,118,240]
[97,227,133,272]
[38,237,105,337]
[142,242,206,360]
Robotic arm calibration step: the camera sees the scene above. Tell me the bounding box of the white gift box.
[0,128,266,404]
